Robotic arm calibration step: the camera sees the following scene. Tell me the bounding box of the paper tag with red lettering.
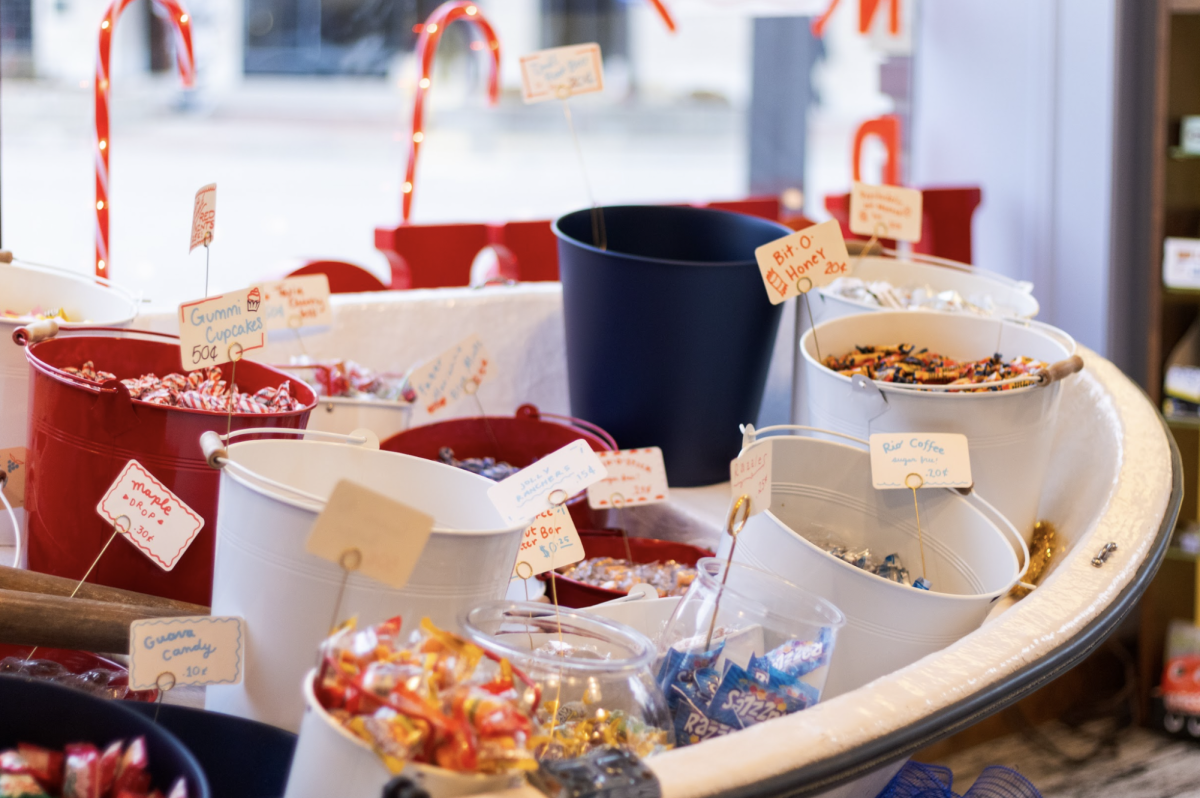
[869,433,972,489]
[754,220,851,304]
[587,448,669,509]
[96,460,205,572]
[730,443,771,516]
[520,43,604,103]
[513,506,583,578]
[258,274,333,332]
[849,182,923,243]
[189,183,216,252]
[489,440,608,526]
[0,446,27,510]
[408,335,492,415]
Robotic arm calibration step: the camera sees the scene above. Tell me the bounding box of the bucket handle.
[525,407,619,451]
[13,322,180,347]
[873,247,1035,294]
[0,251,142,315]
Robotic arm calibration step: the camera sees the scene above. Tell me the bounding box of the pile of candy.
[531,693,670,762]
[289,358,412,402]
[823,345,1046,390]
[438,448,520,482]
[817,541,931,591]
[0,737,187,798]
[0,658,145,701]
[658,630,831,746]
[824,277,1023,318]
[65,361,303,413]
[315,617,540,775]
[3,307,72,323]
[556,558,697,598]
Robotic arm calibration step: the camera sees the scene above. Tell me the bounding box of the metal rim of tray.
[724,408,1184,798]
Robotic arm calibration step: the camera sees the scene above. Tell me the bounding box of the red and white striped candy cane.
[95,0,195,278]
[402,1,500,223]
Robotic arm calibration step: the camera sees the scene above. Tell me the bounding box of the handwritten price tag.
[849,182,923,243]
[520,43,604,103]
[129,616,243,690]
[489,440,607,526]
[189,183,216,253]
[730,443,771,516]
[409,335,491,415]
[587,448,668,509]
[258,274,333,332]
[96,460,205,572]
[755,220,851,304]
[514,506,583,578]
[869,433,972,490]
[178,286,267,368]
[0,446,26,510]
[306,480,435,589]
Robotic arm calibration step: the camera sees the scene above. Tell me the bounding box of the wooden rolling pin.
[0,565,208,614]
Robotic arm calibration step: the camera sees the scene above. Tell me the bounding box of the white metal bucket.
[717,427,1027,699]
[204,429,525,732]
[0,259,137,547]
[284,670,519,798]
[304,396,412,440]
[799,311,1077,540]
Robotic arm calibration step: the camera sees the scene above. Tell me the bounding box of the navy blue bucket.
[554,205,788,487]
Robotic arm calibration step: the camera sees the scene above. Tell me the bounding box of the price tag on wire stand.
[178,287,266,368]
[849,182,923,243]
[730,444,772,516]
[97,460,205,572]
[489,439,607,526]
[258,274,333,332]
[514,505,583,578]
[754,219,851,304]
[408,334,492,415]
[869,433,972,490]
[520,43,604,103]
[306,480,435,589]
[189,183,216,253]
[129,616,244,690]
[587,448,668,509]
[0,446,27,509]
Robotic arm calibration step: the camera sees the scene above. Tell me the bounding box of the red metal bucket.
[546,530,713,608]
[19,326,315,606]
[381,403,616,528]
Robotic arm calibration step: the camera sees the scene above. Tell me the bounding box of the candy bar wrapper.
[672,704,737,746]
[0,773,48,798]
[765,629,833,679]
[0,753,27,775]
[113,738,150,795]
[98,741,122,795]
[17,744,61,792]
[62,744,100,798]
[706,662,806,729]
[656,644,724,713]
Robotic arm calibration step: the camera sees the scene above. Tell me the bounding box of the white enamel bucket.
[203,429,525,732]
[304,396,412,440]
[717,427,1028,699]
[799,310,1080,540]
[284,670,519,798]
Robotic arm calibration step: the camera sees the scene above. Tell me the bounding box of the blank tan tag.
[305,480,435,589]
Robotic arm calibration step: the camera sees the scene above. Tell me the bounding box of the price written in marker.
[489,440,608,526]
[587,448,669,509]
[408,335,491,415]
[189,183,216,253]
[514,505,584,577]
[754,219,852,304]
[0,446,27,509]
[257,274,333,332]
[730,443,772,516]
[97,460,205,572]
[869,433,972,490]
[520,43,604,103]
[849,182,923,243]
[128,616,244,690]
[177,286,266,367]
[306,480,435,589]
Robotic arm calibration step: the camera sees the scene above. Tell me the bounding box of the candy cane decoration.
[95,0,195,278]
[647,0,676,32]
[402,1,500,223]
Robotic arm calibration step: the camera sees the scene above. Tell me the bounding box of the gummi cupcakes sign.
[177,286,266,368]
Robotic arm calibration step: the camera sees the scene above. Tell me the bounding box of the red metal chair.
[284,260,389,293]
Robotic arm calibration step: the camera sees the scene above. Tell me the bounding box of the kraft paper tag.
[409,334,492,415]
[258,274,333,332]
[489,440,607,526]
[755,220,851,304]
[0,447,27,510]
[96,460,205,572]
[849,182,923,243]
[189,183,216,253]
[869,433,972,489]
[730,443,772,516]
[305,480,435,589]
[587,448,669,509]
[520,43,604,103]
[178,286,267,368]
[514,505,583,578]
[129,616,243,690]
